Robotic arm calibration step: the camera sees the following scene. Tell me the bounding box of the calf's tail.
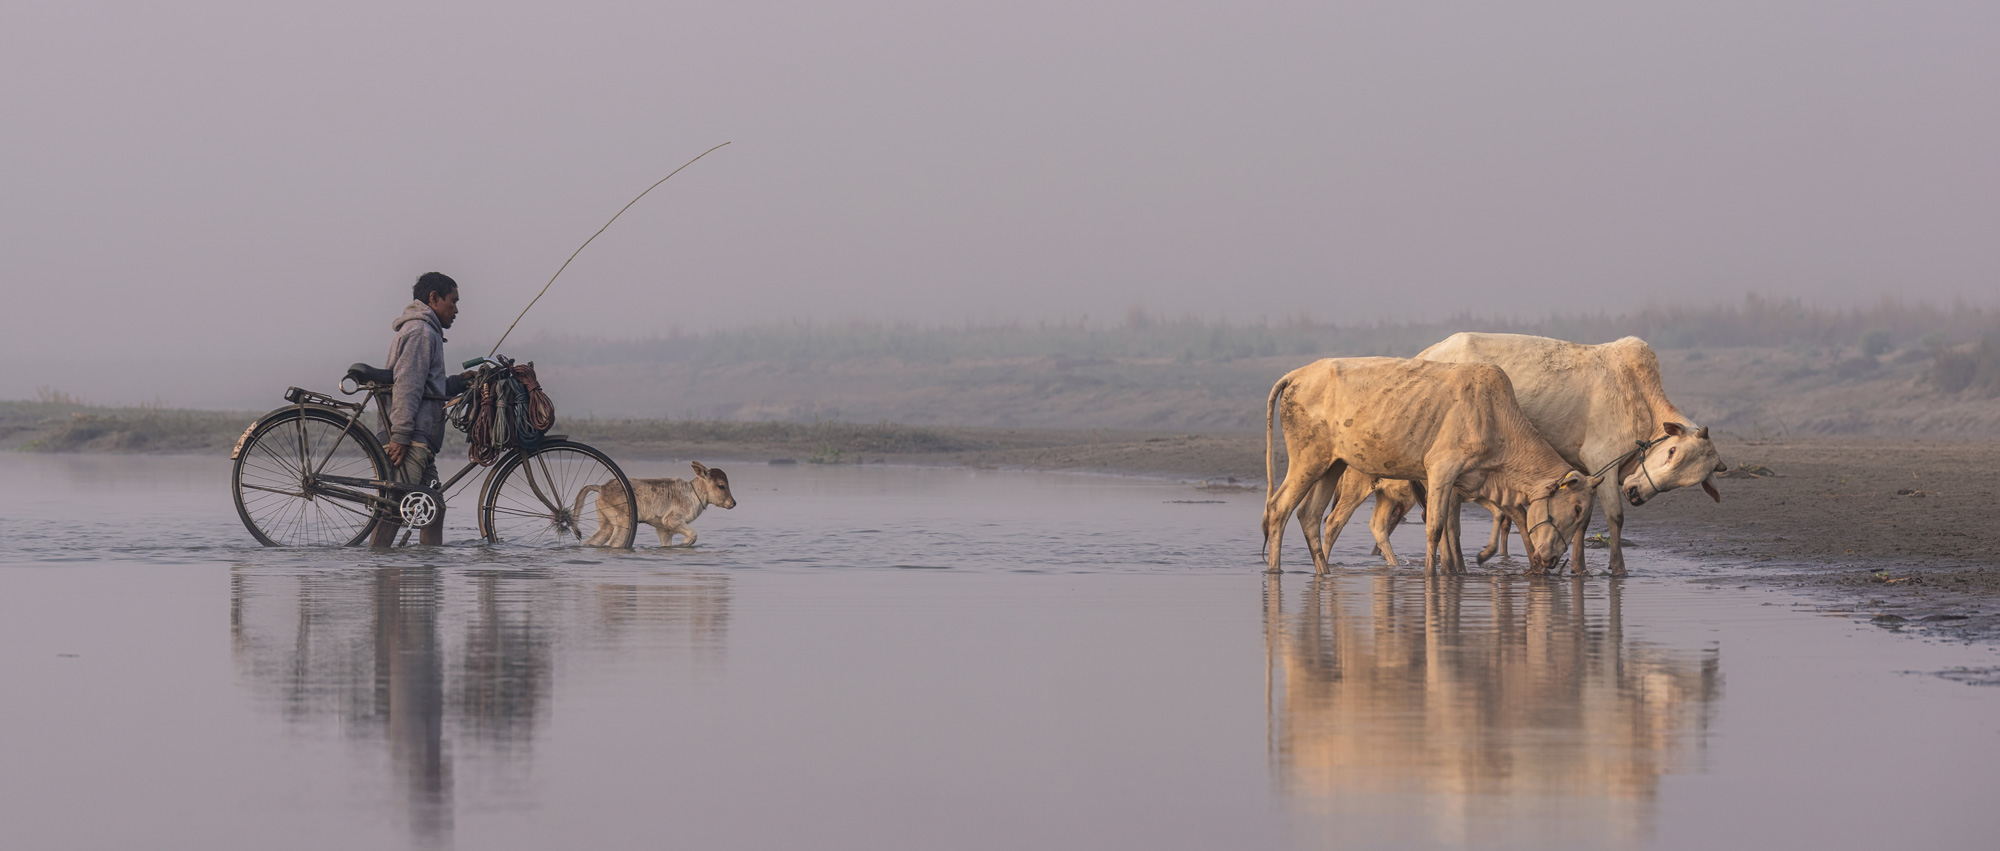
[1262,373,1293,556]
[572,484,602,523]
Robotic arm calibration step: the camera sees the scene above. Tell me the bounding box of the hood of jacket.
[393,300,441,334]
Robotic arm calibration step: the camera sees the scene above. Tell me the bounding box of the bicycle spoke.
[239,482,309,499]
[482,443,631,547]
[234,411,386,547]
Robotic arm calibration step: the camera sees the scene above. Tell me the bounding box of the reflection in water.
[229,566,731,849]
[1265,574,1721,848]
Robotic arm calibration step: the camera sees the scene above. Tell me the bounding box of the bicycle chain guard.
[398,489,441,529]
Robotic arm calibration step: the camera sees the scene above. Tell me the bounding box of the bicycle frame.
[233,380,580,529]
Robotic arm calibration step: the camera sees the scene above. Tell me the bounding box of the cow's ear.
[1702,477,1722,502]
[1662,421,1688,436]
[691,461,710,477]
[1696,425,1710,440]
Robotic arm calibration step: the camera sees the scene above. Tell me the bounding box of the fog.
[3,1,1996,409]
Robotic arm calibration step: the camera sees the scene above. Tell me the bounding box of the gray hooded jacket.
[387,300,448,450]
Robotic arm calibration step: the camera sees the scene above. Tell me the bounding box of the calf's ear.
[1701,477,1721,502]
[691,461,710,477]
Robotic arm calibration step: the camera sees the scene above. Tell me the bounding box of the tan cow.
[1322,334,1725,575]
[1261,358,1601,575]
[575,462,737,547]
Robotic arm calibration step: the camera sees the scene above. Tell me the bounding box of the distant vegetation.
[1,398,251,453]
[522,295,2000,376]
[1931,332,2000,396]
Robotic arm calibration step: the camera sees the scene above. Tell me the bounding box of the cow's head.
[1524,471,1602,570]
[1621,422,1724,506]
[691,462,737,509]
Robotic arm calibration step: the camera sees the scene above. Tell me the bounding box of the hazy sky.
[4,1,1996,406]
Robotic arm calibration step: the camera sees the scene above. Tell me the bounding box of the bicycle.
[229,357,638,548]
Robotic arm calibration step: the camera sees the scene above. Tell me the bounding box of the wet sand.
[849,433,2000,645]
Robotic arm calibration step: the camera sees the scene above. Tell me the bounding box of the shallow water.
[1,453,1996,850]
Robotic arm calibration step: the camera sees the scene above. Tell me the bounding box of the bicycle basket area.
[448,357,555,465]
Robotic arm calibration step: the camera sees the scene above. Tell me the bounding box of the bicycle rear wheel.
[232,407,389,547]
[478,440,637,548]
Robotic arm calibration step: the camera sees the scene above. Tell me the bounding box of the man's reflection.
[1265,574,1721,848]
[228,565,731,849]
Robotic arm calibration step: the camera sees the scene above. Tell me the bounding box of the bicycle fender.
[230,404,368,460]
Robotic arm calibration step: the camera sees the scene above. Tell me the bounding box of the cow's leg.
[1445,491,1467,574]
[1263,448,1335,574]
[1315,471,1376,570]
[1476,500,1509,563]
[1296,476,1336,575]
[1421,471,1460,575]
[1567,491,1597,575]
[1599,481,1628,576]
[653,522,675,547]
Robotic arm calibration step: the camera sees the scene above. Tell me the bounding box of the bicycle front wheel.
[478,440,638,548]
[232,407,389,547]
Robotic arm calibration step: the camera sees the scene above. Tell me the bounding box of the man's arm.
[386,324,433,463]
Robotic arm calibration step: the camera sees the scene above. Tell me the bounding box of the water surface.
[1,454,1995,850]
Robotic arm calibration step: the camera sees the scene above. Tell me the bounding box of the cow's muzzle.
[1624,485,1648,506]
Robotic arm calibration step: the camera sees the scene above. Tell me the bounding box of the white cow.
[1262,357,1601,575]
[1318,334,1725,575]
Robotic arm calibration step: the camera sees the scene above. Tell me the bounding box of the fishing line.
[488,141,732,357]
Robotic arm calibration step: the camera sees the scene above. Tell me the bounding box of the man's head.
[413,272,460,329]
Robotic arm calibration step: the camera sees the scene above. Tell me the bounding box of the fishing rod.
[487,141,732,357]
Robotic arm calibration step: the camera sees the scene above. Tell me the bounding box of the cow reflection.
[1264,575,1720,848]
[229,566,730,849]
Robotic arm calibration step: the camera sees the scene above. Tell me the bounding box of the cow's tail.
[1262,373,1293,557]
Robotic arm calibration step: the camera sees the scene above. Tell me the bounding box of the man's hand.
[387,440,408,467]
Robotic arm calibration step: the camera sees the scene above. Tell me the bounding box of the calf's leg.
[1368,491,1409,566]
[1314,471,1378,571]
[1296,475,1337,574]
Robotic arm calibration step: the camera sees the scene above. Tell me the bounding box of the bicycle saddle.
[346,363,394,385]
[347,363,469,397]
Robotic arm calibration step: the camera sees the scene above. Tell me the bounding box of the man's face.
[429,289,460,329]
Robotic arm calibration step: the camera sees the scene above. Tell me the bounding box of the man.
[371,272,460,548]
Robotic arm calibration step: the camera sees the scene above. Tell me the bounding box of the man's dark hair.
[413,272,458,303]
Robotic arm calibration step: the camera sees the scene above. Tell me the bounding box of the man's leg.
[372,443,441,548]
[414,445,443,546]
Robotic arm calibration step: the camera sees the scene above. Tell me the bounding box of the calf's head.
[1524,471,1602,570]
[1622,422,1725,506]
[690,462,737,509]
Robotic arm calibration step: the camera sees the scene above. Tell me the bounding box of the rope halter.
[1593,433,1671,500]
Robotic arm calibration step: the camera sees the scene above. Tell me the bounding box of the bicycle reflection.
[1264,574,1721,848]
[228,565,731,849]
